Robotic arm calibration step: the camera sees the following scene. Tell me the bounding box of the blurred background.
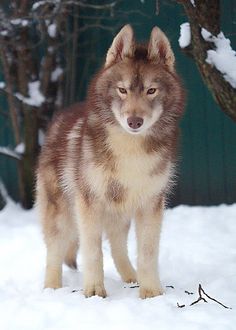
[0,0,235,209]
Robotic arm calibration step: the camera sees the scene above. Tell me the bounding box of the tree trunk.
[16,24,39,208]
[177,0,236,122]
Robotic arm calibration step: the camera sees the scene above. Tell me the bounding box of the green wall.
[0,0,236,206]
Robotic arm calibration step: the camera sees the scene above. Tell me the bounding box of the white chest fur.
[84,126,171,213]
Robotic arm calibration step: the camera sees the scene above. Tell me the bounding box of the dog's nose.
[127,116,143,129]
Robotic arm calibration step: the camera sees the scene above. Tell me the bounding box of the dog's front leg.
[76,199,106,298]
[135,197,164,299]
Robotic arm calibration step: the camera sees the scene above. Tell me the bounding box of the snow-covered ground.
[0,200,235,330]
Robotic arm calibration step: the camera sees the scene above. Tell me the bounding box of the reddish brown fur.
[36,25,185,298]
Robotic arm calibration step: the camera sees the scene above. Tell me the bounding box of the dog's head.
[94,25,184,135]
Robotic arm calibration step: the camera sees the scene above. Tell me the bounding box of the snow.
[0,30,8,36]
[11,19,23,25]
[15,143,25,154]
[179,23,191,48]
[0,201,235,330]
[0,146,21,160]
[190,0,195,7]
[32,0,60,11]
[38,129,45,146]
[0,81,6,88]
[51,67,63,82]
[0,180,8,202]
[201,28,236,88]
[48,24,57,38]
[32,1,47,10]
[22,20,29,27]
[15,81,45,107]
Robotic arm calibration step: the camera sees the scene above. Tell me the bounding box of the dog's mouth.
[126,127,143,134]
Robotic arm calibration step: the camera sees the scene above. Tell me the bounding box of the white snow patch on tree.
[190,0,195,7]
[10,19,28,26]
[15,143,25,155]
[51,67,63,82]
[179,23,191,48]
[22,20,29,27]
[201,28,236,88]
[0,147,21,160]
[0,180,8,202]
[32,0,60,11]
[48,24,57,38]
[38,129,45,146]
[32,1,47,10]
[0,82,6,89]
[11,19,22,25]
[15,81,45,107]
[0,30,8,36]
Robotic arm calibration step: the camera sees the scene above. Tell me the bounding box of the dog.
[36,25,185,299]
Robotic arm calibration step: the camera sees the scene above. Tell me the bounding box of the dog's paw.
[44,276,62,289]
[139,286,163,299]
[122,270,137,284]
[124,277,137,284]
[83,284,107,298]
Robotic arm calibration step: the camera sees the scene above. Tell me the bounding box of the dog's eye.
[147,88,157,95]
[118,87,127,94]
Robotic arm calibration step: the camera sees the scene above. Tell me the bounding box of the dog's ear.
[105,25,134,68]
[148,27,175,70]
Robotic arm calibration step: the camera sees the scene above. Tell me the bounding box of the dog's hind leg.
[106,219,136,283]
[37,170,76,289]
[44,231,66,289]
[44,212,78,288]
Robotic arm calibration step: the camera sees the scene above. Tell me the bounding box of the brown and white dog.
[36,25,185,299]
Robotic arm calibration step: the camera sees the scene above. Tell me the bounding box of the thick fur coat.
[36,25,185,298]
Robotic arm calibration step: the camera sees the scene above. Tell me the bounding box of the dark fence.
[0,0,236,206]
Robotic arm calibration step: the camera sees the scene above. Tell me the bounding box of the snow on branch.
[32,0,118,11]
[201,28,236,88]
[32,0,60,11]
[51,67,63,82]
[15,143,25,155]
[0,147,21,160]
[48,24,57,38]
[189,0,195,7]
[15,81,45,107]
[0,81,6,89]
[0,179,8,207]
[179,22,191,48]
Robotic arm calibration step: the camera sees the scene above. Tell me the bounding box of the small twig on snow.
[190,284,208,306]
[177,302,185,308]
[199,284,232,309]
[124,284,139,289]
[185,290,194,295]
[177,284,232,309]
